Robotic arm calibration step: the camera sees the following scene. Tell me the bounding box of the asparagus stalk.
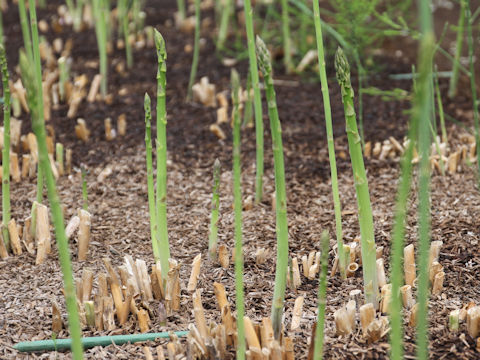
[208,159,221,260]
[335,47,378,308]
[92,0,108,98]
[231,68,246,360]
[119,0,132,68]
[154,30,170,286]
[312,230,330,359]
[0,7,4,48]
[243,0,264,203]
[22,6,84,356]
[176,0,186,22]
[144,93,160,261]
[280,0,292,73]
[0,45,11,250]
[415,0,435,358]
[312,1,346,278]
[434,69,447,143]
[56,143,64,176]
[186,0,200,102]
[448,0,466,98]
[466,0,480,185]
[388,86,420,360]
[18,0,33,64]
[217,0,232,50]
[256,36,289,339]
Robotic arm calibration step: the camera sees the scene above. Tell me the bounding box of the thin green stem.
[280,0,292,73]
[144,93,160,261]
[154,30,170,286]
[217,0,232,50]
[119,0,133,68]
[415,0,434,358]
[0,45,11,250]
[434,69,447,143]
[335,48,377,308]
[18,0,33,64]
[186,0,200,101]
[243,0,264,204]
[208,159,221,260]
[176,0,186,21]
[466,0,480,186]
[231,69,245,360]
[312,230,330,359]
[312,0,346,278]
[448,0,466,98]
[93,0,108,98]
[22,5,84,356]
[388,96,419,360]
[256,36,289,339]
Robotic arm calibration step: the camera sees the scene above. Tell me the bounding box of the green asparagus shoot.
[231,68,245,360]
[119,0,132,68]
[176,0,186,22]
[186,0,200,102]
[208,158,221,260]
[466,0,480,186]
[56,143,64,176]
[434,68,447,143]
[144,92,160,261]
[58,57,69,102]
[155,29,170,286]
[388,82,420,360]
[335,47,378,307]
[312,230,330,359]
[448,0,466,98]
[22,5,84,356]
[312,0,346,278]
[256,36,289,339]
[280,0,292,73]
[92,0,108,98]
[217,0,232,50]
[18,0,33,64]
[415,0,434,358]
[243,0,264,203]
[0,45,11,251]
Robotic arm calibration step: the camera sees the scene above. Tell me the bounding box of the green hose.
[14,331,189,352]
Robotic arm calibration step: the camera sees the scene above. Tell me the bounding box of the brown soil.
[1,0,480,359]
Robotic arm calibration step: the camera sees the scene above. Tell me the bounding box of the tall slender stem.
[119,0,132,68]
[231,69,245,360]
[335,47,378,308]
[144,93,160,261]
[256,36,289,339]
[0,45,11,250]
[388,94,419,360]
[415,0,434,358]
[312,0,346,278]
[312,230,330,359]
[93,0,108,98]
[244,0,264,204]
[154,30,170,286]
[448,0,466,98]
[217,0,232,50]
[186,0,200,101]
[208,159,221,260]
[466,0,480,185]
[280,0,292,73]
[18,0,33,64]
[24,3,84,356]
